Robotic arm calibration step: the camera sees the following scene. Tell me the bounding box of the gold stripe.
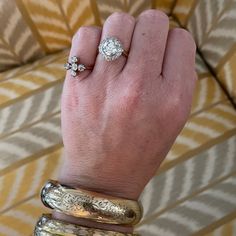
[137,171,236,227]
[0,79,64,109]
[193,210,236,236]
[15,0,49,53]
[190,98,228,118]
[0,144,63,177]
[216,43,236,71]
[90,0,101,26]
[184,0,198,27]
[56,0,73,37]
[157,128,236,175]
[198,72,212,79]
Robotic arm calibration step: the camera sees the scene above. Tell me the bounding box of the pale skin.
[53,10,197,234]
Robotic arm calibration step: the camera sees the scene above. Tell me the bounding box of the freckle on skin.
[142,33,146,36]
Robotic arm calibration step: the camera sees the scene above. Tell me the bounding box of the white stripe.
[14,29,31,55]
[3,166,26,209]
[194,5,203,45]
[157,168,175,211]
[137,223,176,236]
[179,158,194,199]
[0,87,18,98]
[34,86,54,119]
[0,225,20,236]
[203,112,235,129]
[0,107,10,133]
[31,70,57,82]
[175,134,199,148]
[184,200,222,218]
[223,136,236,175]
[201,147,217,185]
[161,211,200,231]
[207,188,236,205]
[17,131,54,147]
[33,14,68,31]
[27,157,47,195]
[209,27,236,39]
[41,119,61,135]
[12,98,33,131]
[194,79,208,112]
[205,0,213,33]
[186,121,219,137]
[223,63,233,94]
[140,180,155,217]
[3,8,21,43]
[0,142,29,159]
[12,78,38,89]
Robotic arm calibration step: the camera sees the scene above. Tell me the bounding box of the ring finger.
[93,12,135,77]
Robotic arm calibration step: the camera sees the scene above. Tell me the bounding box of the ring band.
[41,180,142,225]
[99,37,128,61]
[34,214,140,236]
[64,56,93,77]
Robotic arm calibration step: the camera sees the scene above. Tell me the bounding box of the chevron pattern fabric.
[0,1,236,236]
[173,0,236,104]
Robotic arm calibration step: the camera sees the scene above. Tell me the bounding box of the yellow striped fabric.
[0,4,236,235]
[173,0,236,104]
[0,197,49,236]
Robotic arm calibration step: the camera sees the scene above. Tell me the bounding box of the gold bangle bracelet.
[41,180,142,225]
[34,214,140,236]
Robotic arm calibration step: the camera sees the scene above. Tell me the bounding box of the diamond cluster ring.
[99,37,128,61]
[64,56,92,77]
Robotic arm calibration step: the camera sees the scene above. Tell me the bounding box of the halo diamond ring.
[99,37,128,61]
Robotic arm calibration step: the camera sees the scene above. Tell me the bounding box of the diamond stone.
[64,63,71,70]
[99,37,124,61]
[71,63,78,71]
[71,56,78,63]
[70,70,77,77]
[78,64,86,71]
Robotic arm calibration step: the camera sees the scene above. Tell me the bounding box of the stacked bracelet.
[34,214,139,236]
[40,180,142,225]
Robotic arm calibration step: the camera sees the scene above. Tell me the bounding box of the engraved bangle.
[41,180,142,225]
[34,214,140,236]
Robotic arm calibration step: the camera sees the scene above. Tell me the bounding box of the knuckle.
[139,9,168,22]
[107,12,135,25]
[72,26,101,42]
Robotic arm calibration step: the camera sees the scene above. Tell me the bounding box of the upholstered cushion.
[1,40,235,234]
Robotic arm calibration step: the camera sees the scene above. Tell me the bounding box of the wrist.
[58,158,140,200]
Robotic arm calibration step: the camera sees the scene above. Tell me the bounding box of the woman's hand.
[57,9,196,232]
[60,9,196,199]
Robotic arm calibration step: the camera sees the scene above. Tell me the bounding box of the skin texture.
[54,10,197,233]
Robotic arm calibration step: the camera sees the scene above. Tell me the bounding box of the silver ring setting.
[99,37,126,61]
[64,56,90,77]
